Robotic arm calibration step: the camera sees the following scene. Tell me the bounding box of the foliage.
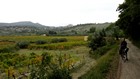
[88,32,106,51]
[79,45,119,79]
[35,40,46,44]
[48,67,71,79]
[51,38,67,43]
[106,37,117,45]
[88,27,96,33]
[29,41,87,50]
[48,53,72,79]
[89,45,112,59]
[0,36,85,43]
[105,23,125,39]
[0,36,86,50]
[30,52,52,79]
[0,46,16,53]
[87,34,92,41]
[58,38,68,42]
[0,52,75,79]
[57,23,110,35]
[0,36,87,78]
[0,41,17,53]
[116,0,140,40]
[30,52,72,79]
[16,41,30,49]
[0,53,29,77]
[100,29,106,37]
[89,36,117,59]
[48,30,57,35]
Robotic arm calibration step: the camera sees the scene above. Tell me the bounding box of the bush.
[59,38,68,42]
[35,40,46,44]
[88,32,106,51]
[16,41,30,49]
[51,38,68,43]
[90,45,112,59]
[28,41,86,50]
[79,45,118,79]
[30,52,72,79]
[106,37,116,45]
[51,38,59,43]
[48,68,72,79]
[0,46,16,53]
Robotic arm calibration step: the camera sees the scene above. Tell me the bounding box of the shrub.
[51,38,59,43]
[35,40,46,44]
[30,52,72,79]
[48,68,71,79]
[88,32,106,51]
[0,45,18,53]
[79,45,118,79]
[106,37,116,45]
[16,41,30,49]
[90,45,112,59]
[51,38,68,43]
[28,41,86,50]
[58,38,68,42]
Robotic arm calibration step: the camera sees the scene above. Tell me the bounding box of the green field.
[0,36,84,42]
[0,36,89,78]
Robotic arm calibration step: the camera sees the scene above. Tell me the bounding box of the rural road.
[119,39,140,79]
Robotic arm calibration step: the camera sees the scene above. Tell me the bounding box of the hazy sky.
[0,0,124,26]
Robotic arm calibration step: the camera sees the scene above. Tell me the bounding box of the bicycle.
[120,47,129,62]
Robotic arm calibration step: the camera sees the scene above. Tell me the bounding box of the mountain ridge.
[0,21,51,27]
[0,21,111,36]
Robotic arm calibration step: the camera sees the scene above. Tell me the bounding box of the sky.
[0,0,124,26]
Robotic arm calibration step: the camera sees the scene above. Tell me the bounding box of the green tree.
[48,30,57,35]
[88,32,106,51]
[116,0,140,40]
[105,23,125,39]
[99,29,106,37]
[71,30,77,34]
[89,27,96,33]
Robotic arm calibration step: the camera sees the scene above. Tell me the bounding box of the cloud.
[0,0,124,26]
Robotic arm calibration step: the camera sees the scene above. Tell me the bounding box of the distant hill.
[56,23,111,35]
[0,21,55,35]
[0,21,111,36]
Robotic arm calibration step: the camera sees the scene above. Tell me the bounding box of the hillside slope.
[0,22,110,36]
[57,23,110,35]
[0,21,54,35]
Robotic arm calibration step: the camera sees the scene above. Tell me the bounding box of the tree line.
[116,0,140,40]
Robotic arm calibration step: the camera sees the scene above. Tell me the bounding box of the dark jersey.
[121,40,127,49]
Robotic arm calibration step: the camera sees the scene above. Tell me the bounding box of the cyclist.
[119,38,129,61]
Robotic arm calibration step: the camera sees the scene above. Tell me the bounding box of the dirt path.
[71,54,96,79]
[119,39,140,79]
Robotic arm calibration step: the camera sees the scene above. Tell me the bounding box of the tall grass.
[89,45,112,59]
[0,42,16,53]
[0,36,86,52]
[0,36,85,42]
[79,44,119,79]
[28,41,87,50]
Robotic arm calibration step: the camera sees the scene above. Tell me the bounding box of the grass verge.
[79,44,119,79]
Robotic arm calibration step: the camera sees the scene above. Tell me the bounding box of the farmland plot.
[0,36,91,78]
